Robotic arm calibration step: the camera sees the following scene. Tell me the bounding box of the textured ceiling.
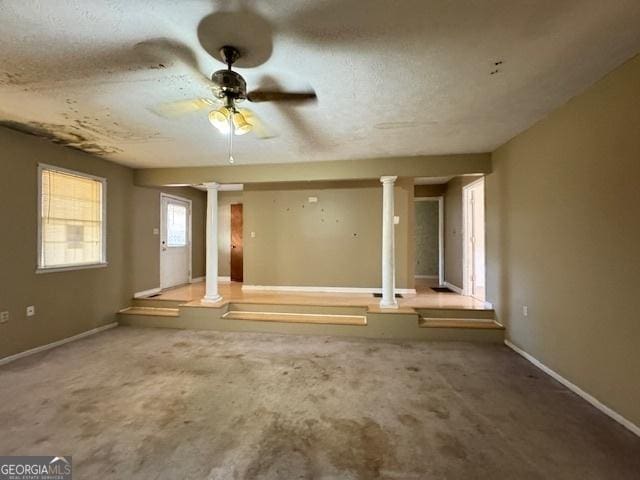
[1,0,639,168]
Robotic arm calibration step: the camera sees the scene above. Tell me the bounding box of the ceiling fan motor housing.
[211,69,246,101]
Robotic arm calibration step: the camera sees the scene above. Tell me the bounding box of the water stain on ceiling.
[0,119,123,156]
[0,1,639,167]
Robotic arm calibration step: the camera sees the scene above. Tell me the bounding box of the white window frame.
[36,163,108,274]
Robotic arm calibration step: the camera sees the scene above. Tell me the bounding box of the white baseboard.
[134,287,161,299]
[0,323,118,367]
[444,282,463,295]
[242,285,417,295]
[218,276,231,283]
[505,339,640,438]
[415,275,439,279]
[190,276,205,284]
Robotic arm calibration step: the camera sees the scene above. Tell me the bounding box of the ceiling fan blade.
[151,97,218,118]
[247,91,317,104]
[238,108,277,139]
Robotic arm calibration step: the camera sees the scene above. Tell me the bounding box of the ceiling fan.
[152,45,317,163]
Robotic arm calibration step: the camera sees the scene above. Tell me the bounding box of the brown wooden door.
[230,204,243,282]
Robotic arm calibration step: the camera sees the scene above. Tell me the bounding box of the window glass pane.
[167,203,187,246]
[40,167,104,268]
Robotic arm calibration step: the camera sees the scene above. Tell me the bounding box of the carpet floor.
[0,326,638,479]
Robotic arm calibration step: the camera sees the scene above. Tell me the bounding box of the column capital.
[202,182,220,190]
[380,176,397,185]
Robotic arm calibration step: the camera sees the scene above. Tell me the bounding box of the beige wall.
[0,128,206,358]
[414,184,446,198]
[443,176,479,288]
[130,186,206,293]
[243,180,414,289]
[0,129,133,358]
[486,54,640,427]
[135,154,491,186]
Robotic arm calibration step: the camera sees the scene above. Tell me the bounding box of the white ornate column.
[380,176,398,308]
[203,182,222,303]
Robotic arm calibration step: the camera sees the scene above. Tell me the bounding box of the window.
[166,203,187,247]
[37,164,107,272]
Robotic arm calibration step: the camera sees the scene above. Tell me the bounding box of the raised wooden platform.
[118,289,503,343]
[145,281,488,311]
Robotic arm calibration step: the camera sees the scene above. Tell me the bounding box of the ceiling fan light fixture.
[208,107,231,133]
[232,111,252,135]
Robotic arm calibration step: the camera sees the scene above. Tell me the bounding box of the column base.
[202,295,223,304]
[379,299,399,309]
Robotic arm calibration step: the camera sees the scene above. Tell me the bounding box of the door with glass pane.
[160,194,191,289]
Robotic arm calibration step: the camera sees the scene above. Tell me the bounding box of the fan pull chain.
[228,114,235,164]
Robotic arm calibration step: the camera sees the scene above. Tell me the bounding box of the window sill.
[36,262,108,274]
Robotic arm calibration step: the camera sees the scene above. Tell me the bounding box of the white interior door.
[463,179,486,301]
[160,194,191,289]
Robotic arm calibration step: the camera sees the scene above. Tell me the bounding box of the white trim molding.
[0,323,118,366]
[217,276,231,283]
[242,285,417,295]
[190,276,205,284]
[133,287,162,299]
[444,282,463,295]
[462,177,486,299]
[505,340,640,438]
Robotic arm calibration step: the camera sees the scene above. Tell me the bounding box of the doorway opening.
[414,196,444,287]
[462,178,485,301]
[160,193,192,289]
[230,203,244,282]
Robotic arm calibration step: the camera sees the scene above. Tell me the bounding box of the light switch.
[393,215,400,225]
[26,305,35,317]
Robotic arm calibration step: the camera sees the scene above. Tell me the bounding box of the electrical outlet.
[250,231,256,238]
[523,305,528,317]
[0,311,8,323]
[26,305,35,317]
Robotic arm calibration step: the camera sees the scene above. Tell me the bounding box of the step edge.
[118,307,180,317]
[224,310,367,319]
[222,311,367,326]
[419,318,505,330]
